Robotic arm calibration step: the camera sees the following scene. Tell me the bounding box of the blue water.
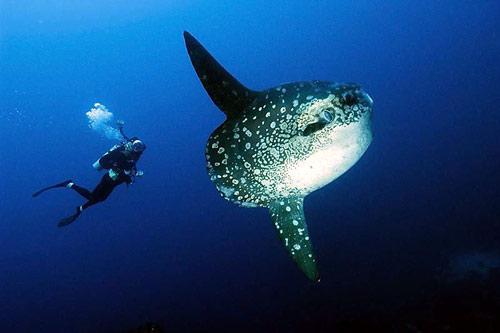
[1,1,499,332]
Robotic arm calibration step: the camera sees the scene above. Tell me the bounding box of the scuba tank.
[92,159,104,171]
[92,144,122,171]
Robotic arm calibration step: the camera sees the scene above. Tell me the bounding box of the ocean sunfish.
[184,31,373,281]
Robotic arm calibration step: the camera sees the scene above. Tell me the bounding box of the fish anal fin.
[183,31,258,118]
[269,197,319,282]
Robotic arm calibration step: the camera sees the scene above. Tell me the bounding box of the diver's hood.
[131,139,146,152]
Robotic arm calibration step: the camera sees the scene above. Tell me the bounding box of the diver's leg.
[58,175,120,228]
[75,176,116,212]
[89,174,119,203]
[57,181,99,228]
[81,199,98,210]
[58,206,83,227]
[32,179,72,197]
[58,179,107,227]
[67,182,93,200]
[59,186,110,227]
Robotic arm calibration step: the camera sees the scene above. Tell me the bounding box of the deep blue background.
[1,1,499,332]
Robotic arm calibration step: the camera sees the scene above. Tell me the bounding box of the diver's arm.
[119,127,130,141]
[126,163,144,181]
[129,162,144,177]
[116,120,130,141]
[122,166,143,185]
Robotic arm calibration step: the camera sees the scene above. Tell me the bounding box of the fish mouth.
[358,90,373,109]
[341,84,373,109]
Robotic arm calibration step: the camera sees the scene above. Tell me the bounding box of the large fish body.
[184,32,373,281]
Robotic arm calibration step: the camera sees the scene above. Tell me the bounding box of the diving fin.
[58,207,81,227]
[269,197,319,282]
[32,180,72,197]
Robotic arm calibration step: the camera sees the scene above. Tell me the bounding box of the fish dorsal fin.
[269,197,319,282]
[183,31,258,118]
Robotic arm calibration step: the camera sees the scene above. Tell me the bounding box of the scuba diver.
[32,122,146,227]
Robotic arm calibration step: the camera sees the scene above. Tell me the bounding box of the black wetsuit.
[33,140,144,226]
[71,144,143,211]
[70,172,130,210]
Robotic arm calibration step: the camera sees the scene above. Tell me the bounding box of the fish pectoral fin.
[269,197,319,282]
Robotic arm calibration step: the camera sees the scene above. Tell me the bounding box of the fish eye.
[318,110,333,123]
[342,93,357,106]
[302,110,334,136]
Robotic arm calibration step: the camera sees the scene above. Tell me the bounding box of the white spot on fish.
[218,185,235,197]
[261,179,271,186]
